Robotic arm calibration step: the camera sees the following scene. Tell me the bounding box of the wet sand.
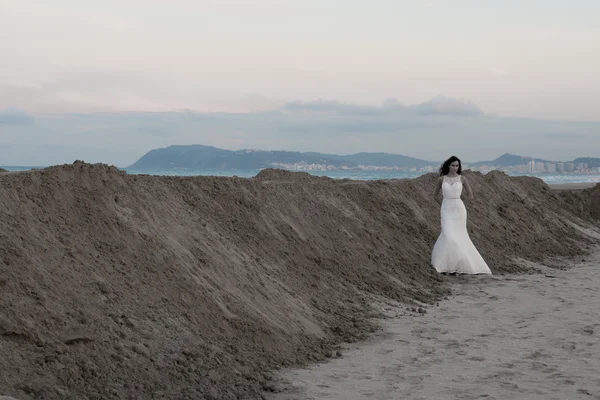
[268,250,600,400]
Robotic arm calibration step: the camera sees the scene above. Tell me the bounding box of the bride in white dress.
[431,156,492,275]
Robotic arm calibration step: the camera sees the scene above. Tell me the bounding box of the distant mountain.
[573,157,600,168]
[315,152,433,168]
[128,145,350,170]
[128,145,434,170]
[470,153,551,167]
[128,146,598,171]
[468,153,600,168]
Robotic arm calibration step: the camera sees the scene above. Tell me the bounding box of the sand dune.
[0,163,597,399]
[555,182,600,221]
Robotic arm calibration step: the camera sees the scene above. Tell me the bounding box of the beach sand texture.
[269,249,600,400]
[0,163,598,399]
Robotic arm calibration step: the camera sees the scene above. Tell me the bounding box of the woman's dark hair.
[439,155,462,176]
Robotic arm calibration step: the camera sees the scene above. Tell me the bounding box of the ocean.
[2,166,599,185]
[123,168,600,185]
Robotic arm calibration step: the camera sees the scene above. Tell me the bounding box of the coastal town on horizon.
[269,154,600,175]
[271,160,599,175]
[118,144,600,176]
[4,149,599,177]
[470,160,597,175]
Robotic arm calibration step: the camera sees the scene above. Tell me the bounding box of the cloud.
[283,100,386,116]
[0,108,35,125]
[0,69,183,114]
[282,98,415,116]
[410,95,484,117]
[2,97,599,167]
[283,96,484,117]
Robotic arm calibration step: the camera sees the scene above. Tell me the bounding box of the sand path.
[268,255,600,400]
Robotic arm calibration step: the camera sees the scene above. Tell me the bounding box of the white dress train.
[431,175,492,275]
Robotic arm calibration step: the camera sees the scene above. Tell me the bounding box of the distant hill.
[128,145,350,170]
[128,146,598,171]
[468,153,600,168]
[470,153,552,167]
[316,152,433,168]
[573,157,600,168]
[128,145,435,170]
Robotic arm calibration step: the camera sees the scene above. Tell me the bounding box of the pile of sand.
[0,163,596,399]
[555,183,600,221]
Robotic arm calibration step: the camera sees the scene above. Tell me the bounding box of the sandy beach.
[268,246,600,400]
[0,165,598,399]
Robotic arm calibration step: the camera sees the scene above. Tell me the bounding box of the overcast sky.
[1,0,599,166]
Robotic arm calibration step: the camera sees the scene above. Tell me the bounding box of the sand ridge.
[0,163,597,399]
[555,182,600,221]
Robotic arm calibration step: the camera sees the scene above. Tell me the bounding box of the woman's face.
[450,161,460,173]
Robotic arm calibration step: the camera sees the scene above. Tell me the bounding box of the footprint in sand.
[498,362,516,369]
[468,356,485,362]
[444,339,464,349]
[577,388,596,396]
[515,319,530,328]
[379,364,403,376]
[402,375,426,384]
[568,325,597,339]
[542,366,558,374]
[518,283,534,290]
[523,350,548,360]
[499,382,519,390]
[529,361,548,370]
[550,295,566,302]
[440,314,460,321]
[327,373,349,382]
[267,262,600,400]
[418,345,436,355]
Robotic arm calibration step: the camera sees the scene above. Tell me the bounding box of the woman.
[431,156,492,275]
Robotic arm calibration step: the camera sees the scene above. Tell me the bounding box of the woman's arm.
[461,175,474,199]
[434,177,443,204]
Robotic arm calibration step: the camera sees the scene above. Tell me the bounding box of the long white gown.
[431,175,492,274]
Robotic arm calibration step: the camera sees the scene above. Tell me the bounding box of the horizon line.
[2,149,597,169]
